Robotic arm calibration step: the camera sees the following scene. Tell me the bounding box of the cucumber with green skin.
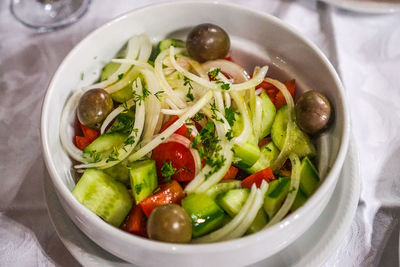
[216,188,250,217]
[258,92,276,140]
[299,157,320,197]
[231,113,261,168]
[99,62,135,103]
[150,39,186,61]
[72,169,133,227]
[216,188,270,233]
[271,105,316,158]
[83,133,127,162]
[263,177,291,218]
[103,160,130,186]
[244,142,279,174]
[291,190,307,212]
[128,160,158,204]
[246,209,268,234]
[205,180,242,199]
[182,193,225,238]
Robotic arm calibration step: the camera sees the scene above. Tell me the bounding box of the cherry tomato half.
[152,142,195,182]
[160,116,188,136]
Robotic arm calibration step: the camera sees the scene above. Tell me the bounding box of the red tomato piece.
[152,141,195,182]
[222,165,238,180]
[241,167,275,188]
[139,180,185,217]
[75,136,92,150]
[256,80,296,109]
[80,123,100,141]
[121,205,147,237]
[160,115,188,136]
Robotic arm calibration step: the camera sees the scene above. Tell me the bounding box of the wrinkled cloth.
[1,0,399,266]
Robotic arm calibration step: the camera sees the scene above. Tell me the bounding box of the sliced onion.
[265,153,301,227]
[127,90,213,162]
[154,48,186,108]
[223,181,269,240]
[140,69,162,143]
[191,148,201,175]
[202,59,250,83]
[84,35,140,91]
[59,90,86,162]
[100,98,135,134]
[160,108,188,115]
[193,143,233,193]
[192,184,258,243]
[169,46,268,92]
[267,78,295,171]
[137,34,152,62]
[166,133,191,148]
[75,78,145,169]
[231,91,252,145]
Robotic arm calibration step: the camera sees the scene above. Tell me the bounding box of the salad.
[60,24,332,244]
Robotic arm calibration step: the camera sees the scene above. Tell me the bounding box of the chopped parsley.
[154,90,164,100]
[80,72,84,80]
[135,184,142,195]
[87,150,101,163]
[161,161,176,182]
[193,112,205,122]
[124,136,135,146]
[192,121,226,179]
[118,73,123,80]
[183,76,194,102]
[224,106,237,126]
[208,68,221,80]
[225,130,234,140]
[106,146,120,163]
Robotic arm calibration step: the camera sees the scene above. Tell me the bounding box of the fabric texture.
[1,0,399,266]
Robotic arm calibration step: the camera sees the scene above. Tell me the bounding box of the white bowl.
[41,1,350,266]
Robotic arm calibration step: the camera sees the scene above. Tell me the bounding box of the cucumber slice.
[244,142,279,174]
[103,160,130,186]
[259,92,276,140]
[128,160,158,203]
[83,133,127,162]
[246,209,268,234]
[233,142,260,168]
[205,180,242,199]
[150,39,186,61]
[100,62,120,81]
[72,169,133,227]
[263,177,290,218]
[291,190,307,212]
[271,105,316,158]
[111,85,134,103]
[216,188,250,217]
[182,193,225,237]
[100,61,138,103]
[231,113,260,168]
[299,157,320,196]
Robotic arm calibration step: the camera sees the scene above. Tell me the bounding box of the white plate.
[320,0,400,14]
[44,141,360,267]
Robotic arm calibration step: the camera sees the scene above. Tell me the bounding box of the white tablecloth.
[1,0,399,266]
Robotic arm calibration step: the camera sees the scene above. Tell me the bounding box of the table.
[1,0,399,266]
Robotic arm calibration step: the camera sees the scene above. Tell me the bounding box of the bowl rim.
[41,0,350,255]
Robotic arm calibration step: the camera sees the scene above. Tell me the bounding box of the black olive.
[295,91,332,135]
[77,88,113,129]
[147,204,192,243]
[186,23,230,62]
